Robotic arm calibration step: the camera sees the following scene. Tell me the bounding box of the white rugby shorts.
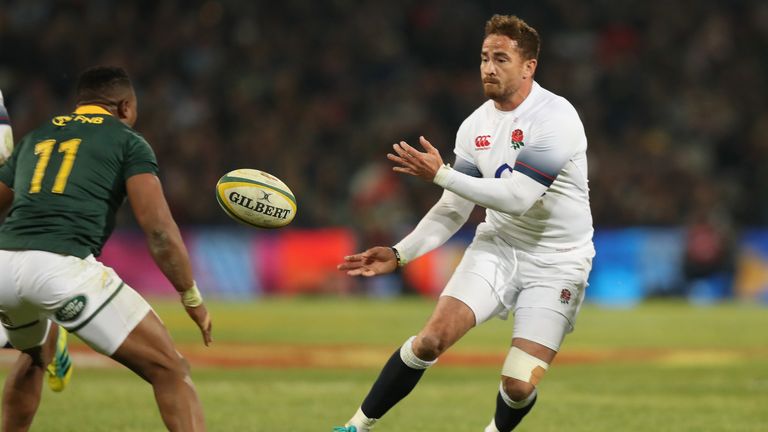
[0,250,151,355]
[441,230,593,351]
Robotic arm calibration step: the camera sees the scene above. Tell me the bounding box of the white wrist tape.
[501,347,549,386]
[181,282,204,307]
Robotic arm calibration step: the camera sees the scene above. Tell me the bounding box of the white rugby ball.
[216,169,297,228]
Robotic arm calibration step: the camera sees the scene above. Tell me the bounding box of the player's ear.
[116,98,130,120]
[116,97,137,127]
[523,58,537,79]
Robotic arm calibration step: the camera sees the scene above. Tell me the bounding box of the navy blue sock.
[494,393,537,431]
[360,348,426,419]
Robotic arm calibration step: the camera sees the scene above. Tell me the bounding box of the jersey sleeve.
[453,117,475,165]
[453,156,482,178]
[123,131,159,180]
[514,109,584,187]
[0,101,13,167]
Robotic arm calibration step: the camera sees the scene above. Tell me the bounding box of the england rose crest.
[511,129,524,150]
[559,288,572,304]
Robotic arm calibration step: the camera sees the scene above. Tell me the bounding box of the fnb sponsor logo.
[474,135,491,150]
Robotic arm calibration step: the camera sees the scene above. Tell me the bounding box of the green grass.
[2,298,767,431]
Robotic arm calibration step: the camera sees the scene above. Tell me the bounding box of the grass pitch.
[2,298,767,431]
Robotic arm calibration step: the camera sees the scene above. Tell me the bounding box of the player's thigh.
[0,250,51,350]
[441,271,505,326]
[111,310,185,383]
[12,250,152,355]
[70,282,152,356]
[515,251,592,327]
[1,314,51,351]
[442,232,514,326]
[511,307,572,353]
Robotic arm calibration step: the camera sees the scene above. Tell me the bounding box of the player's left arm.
[392,116,581,216]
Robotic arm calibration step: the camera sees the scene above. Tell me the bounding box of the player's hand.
[387,136,444,181]
[184,304,213,346]
[338,246,398,277]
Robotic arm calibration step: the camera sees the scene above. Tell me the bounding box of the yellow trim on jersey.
[73,105,113,116]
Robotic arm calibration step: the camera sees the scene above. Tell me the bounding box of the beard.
[482,81,512,101]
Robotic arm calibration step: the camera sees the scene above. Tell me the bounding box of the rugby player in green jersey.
[0,67,212,432]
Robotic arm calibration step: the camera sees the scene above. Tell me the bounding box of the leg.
[2,324,57,432]
[110,311,205,432]
[486,338,555,432]
[341,295,477,431]
[59,275,205,431]
[486,308,571,432]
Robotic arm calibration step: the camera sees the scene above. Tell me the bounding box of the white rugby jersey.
[451,81,593,253]
[0,90,12,165]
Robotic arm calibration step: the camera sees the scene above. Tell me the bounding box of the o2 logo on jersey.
[494,163,513,178]
[474,135,491,150]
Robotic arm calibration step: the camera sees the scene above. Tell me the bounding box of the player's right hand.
[184,304,213,346]
[338,246,398,277]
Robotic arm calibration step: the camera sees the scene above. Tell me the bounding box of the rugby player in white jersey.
[334,14,594,432]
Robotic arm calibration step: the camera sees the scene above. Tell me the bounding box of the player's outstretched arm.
[389,136,550,216]
[338,246,398,277]
[126,173,212,346]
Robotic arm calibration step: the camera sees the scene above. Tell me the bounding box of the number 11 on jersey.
[29,138,82,194]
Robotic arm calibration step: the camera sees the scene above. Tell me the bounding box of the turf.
[2,298,767,431]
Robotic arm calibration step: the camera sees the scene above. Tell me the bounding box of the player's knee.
[501,376,535,402]
[500,346,549,401]
[412,333,447,360]
[176,351,192,375]
[146,351,190,384]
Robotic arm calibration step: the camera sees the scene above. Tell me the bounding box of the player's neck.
[493,80,533,112]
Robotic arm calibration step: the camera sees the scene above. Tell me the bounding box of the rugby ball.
[216,169,297,228]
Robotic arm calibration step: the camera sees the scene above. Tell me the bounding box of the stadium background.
[1,1,767,431]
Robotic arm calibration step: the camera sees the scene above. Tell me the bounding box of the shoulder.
[102,118,151,147]
[458,100,495,132]
[530,85,582,126]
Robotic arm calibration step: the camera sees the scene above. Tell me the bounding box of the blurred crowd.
[1,0,766,245]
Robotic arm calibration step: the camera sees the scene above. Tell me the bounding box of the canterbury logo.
[474,135,491,150]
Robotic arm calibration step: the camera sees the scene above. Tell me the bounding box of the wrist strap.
[181,282,204,307]
[390,247,407,267]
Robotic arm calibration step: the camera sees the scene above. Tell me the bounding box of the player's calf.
[339,336,437,431]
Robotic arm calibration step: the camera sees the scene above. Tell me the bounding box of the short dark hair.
[76,66,133,104]
[484,15,540,60]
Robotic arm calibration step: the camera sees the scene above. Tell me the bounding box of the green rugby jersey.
[0,105,158,258]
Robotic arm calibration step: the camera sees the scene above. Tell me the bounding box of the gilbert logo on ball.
[216,169,297,228]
